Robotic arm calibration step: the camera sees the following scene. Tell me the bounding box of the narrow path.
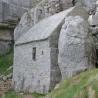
[0,80,11,97]
[0,80,40,98]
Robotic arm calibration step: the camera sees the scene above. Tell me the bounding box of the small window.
[72,0,75,6]
[42,51,44,55]
[32,47,36,61]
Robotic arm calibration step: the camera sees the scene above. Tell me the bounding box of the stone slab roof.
[15,7,74,45]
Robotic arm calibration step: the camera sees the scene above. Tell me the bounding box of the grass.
[32,93,45,98]
[4,91,22,98]
[4,90,45,98]
[0,52,13,75]
[47,69,98,98]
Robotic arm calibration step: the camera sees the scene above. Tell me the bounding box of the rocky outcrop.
[67,5,89,20]
[0,23,14,55]
[0,0,34,23]
[77,0,97,13]
[58,16,95,79]
[90,0,98,26]
[0,0,34,55]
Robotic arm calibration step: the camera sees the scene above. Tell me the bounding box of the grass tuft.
[0,52,13,75]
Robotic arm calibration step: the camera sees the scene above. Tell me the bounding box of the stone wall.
[13,40,51,93]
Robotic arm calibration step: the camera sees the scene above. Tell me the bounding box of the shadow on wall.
[95,49,98,68]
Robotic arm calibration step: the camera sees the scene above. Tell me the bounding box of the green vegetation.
[4,69,98,98]
[48,69,98,98]
[4,90,45,98]
[32,93,45,98]
[0,52,13,75]
[4,91,22,98]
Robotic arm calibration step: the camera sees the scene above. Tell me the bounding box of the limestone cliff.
[0,0,34,55]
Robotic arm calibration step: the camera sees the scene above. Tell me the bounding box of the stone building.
[13,8,74,94]
[13,0,97,94]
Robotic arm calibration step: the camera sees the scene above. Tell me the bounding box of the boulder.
[58,16,95,80]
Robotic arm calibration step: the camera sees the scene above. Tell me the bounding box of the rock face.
[61,0,74,9]
[14,9,34,41]
[91,0,98,26]
[0,25,14,55]
[58,16,95,79]
[13,8,74,94]
[77,0,97,13]
[67,5,89,20]
[0,0,34,22]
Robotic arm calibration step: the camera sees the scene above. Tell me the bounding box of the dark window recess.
[92,25,96,27]
[72,0,76,6]
[32,47,36,61]
[95,49,98,68]
[42,51,44,55]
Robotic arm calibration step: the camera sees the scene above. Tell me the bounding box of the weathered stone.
[77,0,96,13]
[58,16,95,80]
[0,0,35,55]
[0,0,34,22]
[67,6,89,20]
[12,0,98,95]
[92,0,98,26]
[0,24,13,55]
[61,0,74,9]
[6,73,12,79]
